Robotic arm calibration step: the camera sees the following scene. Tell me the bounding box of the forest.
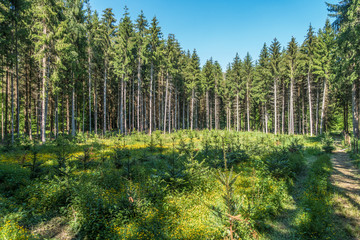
[0,0,360,240]
[0,0,357,141]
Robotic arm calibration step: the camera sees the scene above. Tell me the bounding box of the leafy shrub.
[264,149,305,180]
[288,138,304,153]
[0,216,38,240]
[0,163,30,196]
[322,133,335,153]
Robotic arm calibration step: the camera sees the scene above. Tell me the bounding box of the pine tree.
[148,16,162,134]
[286,37,299,135]
[184,49,200,131]
[100,8,116,135]
[301,25,317,136]
[269,38,282,134]
[202,58,214,129]
[243,53,253,132]
[135,11,148,132]
[313,20,335,135]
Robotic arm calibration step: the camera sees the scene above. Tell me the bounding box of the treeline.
[0,0,358,143]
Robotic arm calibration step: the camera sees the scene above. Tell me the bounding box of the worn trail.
[331,149,360,239]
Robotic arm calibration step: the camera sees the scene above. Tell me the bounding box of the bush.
[264,147,305,181]
[322,133,335,153]
[0,163,30,196]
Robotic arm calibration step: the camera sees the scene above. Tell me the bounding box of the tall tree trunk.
[265,103,268,133]
[281,81,285,134]
[15,20,20,138]
[236,92,239,131]
[163,72,169,133]
[137,55,141,131]
[10,68,14,143]
[55,94,58,138]
[103,59,107,135]
[71,72,76,137]
[206,90,209,129]
[168,88,171,133]
[94,77,97,135]
[182,96,185,129]
[320,77,327,135]
[274,77,277,134]
[41,26,47,143]
[149,62,153,134]
[88,49,92,133]
[190,88,194,131]
[124,80,127,135]
[215,82,219,129]
[120,76,124,134]
[247,83,250,132]
[132,77,135,131]
[307,69,313,136]
[352,81,359,138]
[302,88,305,135]
[289,75,294,134]
[2,68,5,141]
[36,76,39,138]
[316,86,319,135]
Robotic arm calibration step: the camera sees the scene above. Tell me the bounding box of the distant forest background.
[0,0,359,143]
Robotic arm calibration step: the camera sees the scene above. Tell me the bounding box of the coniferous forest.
[1,1,360,240]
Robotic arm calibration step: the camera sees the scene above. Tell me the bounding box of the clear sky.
[89,0,338,69]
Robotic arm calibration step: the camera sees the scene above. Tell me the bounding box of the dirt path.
[331,149,360,239]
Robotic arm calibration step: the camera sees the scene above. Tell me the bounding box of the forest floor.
[331,146,360,239]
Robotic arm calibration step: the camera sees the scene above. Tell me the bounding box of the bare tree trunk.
[36,76,39,138]
[15,20,20,138]
[265,104,268,134]
[190,88,194,130]
[320,78,327,135]
[88,48,92,133]
[71,72,76,137]
[149,62,153,134]
[274,77,277,134]
[352,81,359,138]
[11,68,14,143]
[215,83,219,129]
[281,82,285,134]
[132,77,135,131]
[307,70,313,136]
[289,75,294,134]
[206,90,209,129]
[2,67,5,141]
[168,88,171,133]
[302,89,305,135]
[120,76,124,134]
[94,77,97,135]
[41,26,47,143]
[247,83,250,132]
[137,56,141,131]
[55,94,58,138]
[103,59,107,135]
[163,72,169,133]
[182,97,185,129]
[124,81,127,135]
[315,86,319,135]
[187,99,190,129]
[175,89,178,130]
[236,93,239,131]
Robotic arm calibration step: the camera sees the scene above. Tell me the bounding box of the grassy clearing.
[0,130,331,239]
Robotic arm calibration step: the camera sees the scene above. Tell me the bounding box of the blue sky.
[89,0,338,69]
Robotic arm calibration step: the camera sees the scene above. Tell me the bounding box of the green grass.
[0,130,327,239]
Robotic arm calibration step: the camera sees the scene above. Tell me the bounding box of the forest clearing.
[2,0,360,239]
[1,130,359,240]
